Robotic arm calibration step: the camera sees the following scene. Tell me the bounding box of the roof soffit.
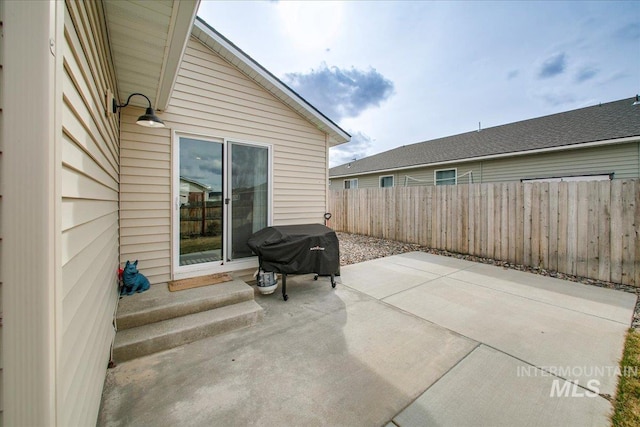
[103,0,199,110]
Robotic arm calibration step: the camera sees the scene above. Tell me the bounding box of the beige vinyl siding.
[120,37,329,283]
[119,121,172,284]
[331,142,640,188]
[61,1,119,426]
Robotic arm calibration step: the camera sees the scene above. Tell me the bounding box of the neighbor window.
[344,178,358,189]
[379,175,394,188]
[434,168,457,185]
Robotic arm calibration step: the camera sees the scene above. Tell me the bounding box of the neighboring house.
[1,1,349,426]
[329,98,640,189]
[180,177,212,206]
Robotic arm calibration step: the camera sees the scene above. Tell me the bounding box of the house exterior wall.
[120,37,330,284]
[60,1,120,426]
[330,142,640,189]
[2,2,61,425]
[4,1,60,425]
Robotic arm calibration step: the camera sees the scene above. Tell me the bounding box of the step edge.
[116,288,255,329]
[113,301,263,351]
[113,306,263,362]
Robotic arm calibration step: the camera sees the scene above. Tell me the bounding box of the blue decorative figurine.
[121,260,150,295]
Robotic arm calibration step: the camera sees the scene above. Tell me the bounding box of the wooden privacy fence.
[180,205,222,237]
[329,179,640,286]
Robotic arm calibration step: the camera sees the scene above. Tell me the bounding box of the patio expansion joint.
[378,262,479,302]
[476,342,614,402]
[390,341,613,425]
[388,342,481,424]
[373,296,480,345]
[446,274,636,327]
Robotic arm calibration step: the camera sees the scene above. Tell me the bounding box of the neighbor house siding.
[120,37,329,284]
[61,2,120,425]
[331,142,640,188]
[480,142,639,182]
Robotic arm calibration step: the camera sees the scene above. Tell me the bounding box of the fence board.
[622,180,636,285]
[515,183,524,265]
[419,186,432,247]
[597,181,611,282]
[430,186,438,247]
[451,185,458,251]
[610,180,623,283]
[566,183,578,275]
[468,184,476,255]
[531,184,541,267]
[460,184,469,254]
[539,183,550,269]
[557,182,569,273]
[500,184,509,261]
[481,184,489,257]
[576,182,589,277]
[523,184,532,267]
[587,181,599,279]
[493,184,502,259]
[487,184,495,258]
[329,179,639,286]
[548,182,559,272]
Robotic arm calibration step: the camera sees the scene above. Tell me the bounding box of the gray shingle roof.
[330,97,640,177]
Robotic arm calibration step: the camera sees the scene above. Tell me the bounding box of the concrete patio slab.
[393,345,612,427]
[449,263,636,324]
[99,252,636,427]
[381,275,630,395]
[98,275,477,427]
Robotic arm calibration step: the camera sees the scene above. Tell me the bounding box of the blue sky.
[197,1,640,167]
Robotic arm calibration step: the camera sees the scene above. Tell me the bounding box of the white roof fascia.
[192,19,350,146]
[330,135,640,178]
[155,0,200,111]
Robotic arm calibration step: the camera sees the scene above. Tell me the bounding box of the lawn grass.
[180,235,222,254]
[611,328,640,427]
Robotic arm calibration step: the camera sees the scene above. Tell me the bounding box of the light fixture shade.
[136,107,165,128]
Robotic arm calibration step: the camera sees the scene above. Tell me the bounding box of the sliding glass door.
[228,141,269,260]
[177,136,224,267]
[174,135,270,274]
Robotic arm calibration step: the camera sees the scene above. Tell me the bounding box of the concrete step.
[113,300,263,363]
[116,280,255,330]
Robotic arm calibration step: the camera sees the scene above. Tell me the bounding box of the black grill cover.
[247,224,340,276]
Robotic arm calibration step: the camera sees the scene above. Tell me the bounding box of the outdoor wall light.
[112,92,165,128]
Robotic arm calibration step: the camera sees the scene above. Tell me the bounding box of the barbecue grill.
[247,223,340,301]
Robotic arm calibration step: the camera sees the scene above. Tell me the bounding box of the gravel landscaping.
[337,232,640,329]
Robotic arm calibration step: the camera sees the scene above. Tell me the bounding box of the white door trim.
[171,131,272,280]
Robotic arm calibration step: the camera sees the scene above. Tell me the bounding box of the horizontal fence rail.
[329,180,640,287]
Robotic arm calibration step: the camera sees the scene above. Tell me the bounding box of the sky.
[197,1,640,167]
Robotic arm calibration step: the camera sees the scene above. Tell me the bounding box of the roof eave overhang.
[104,0,199,111]
[329,135,640,178]
[191,18,350,146]
[156,1,200,110]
